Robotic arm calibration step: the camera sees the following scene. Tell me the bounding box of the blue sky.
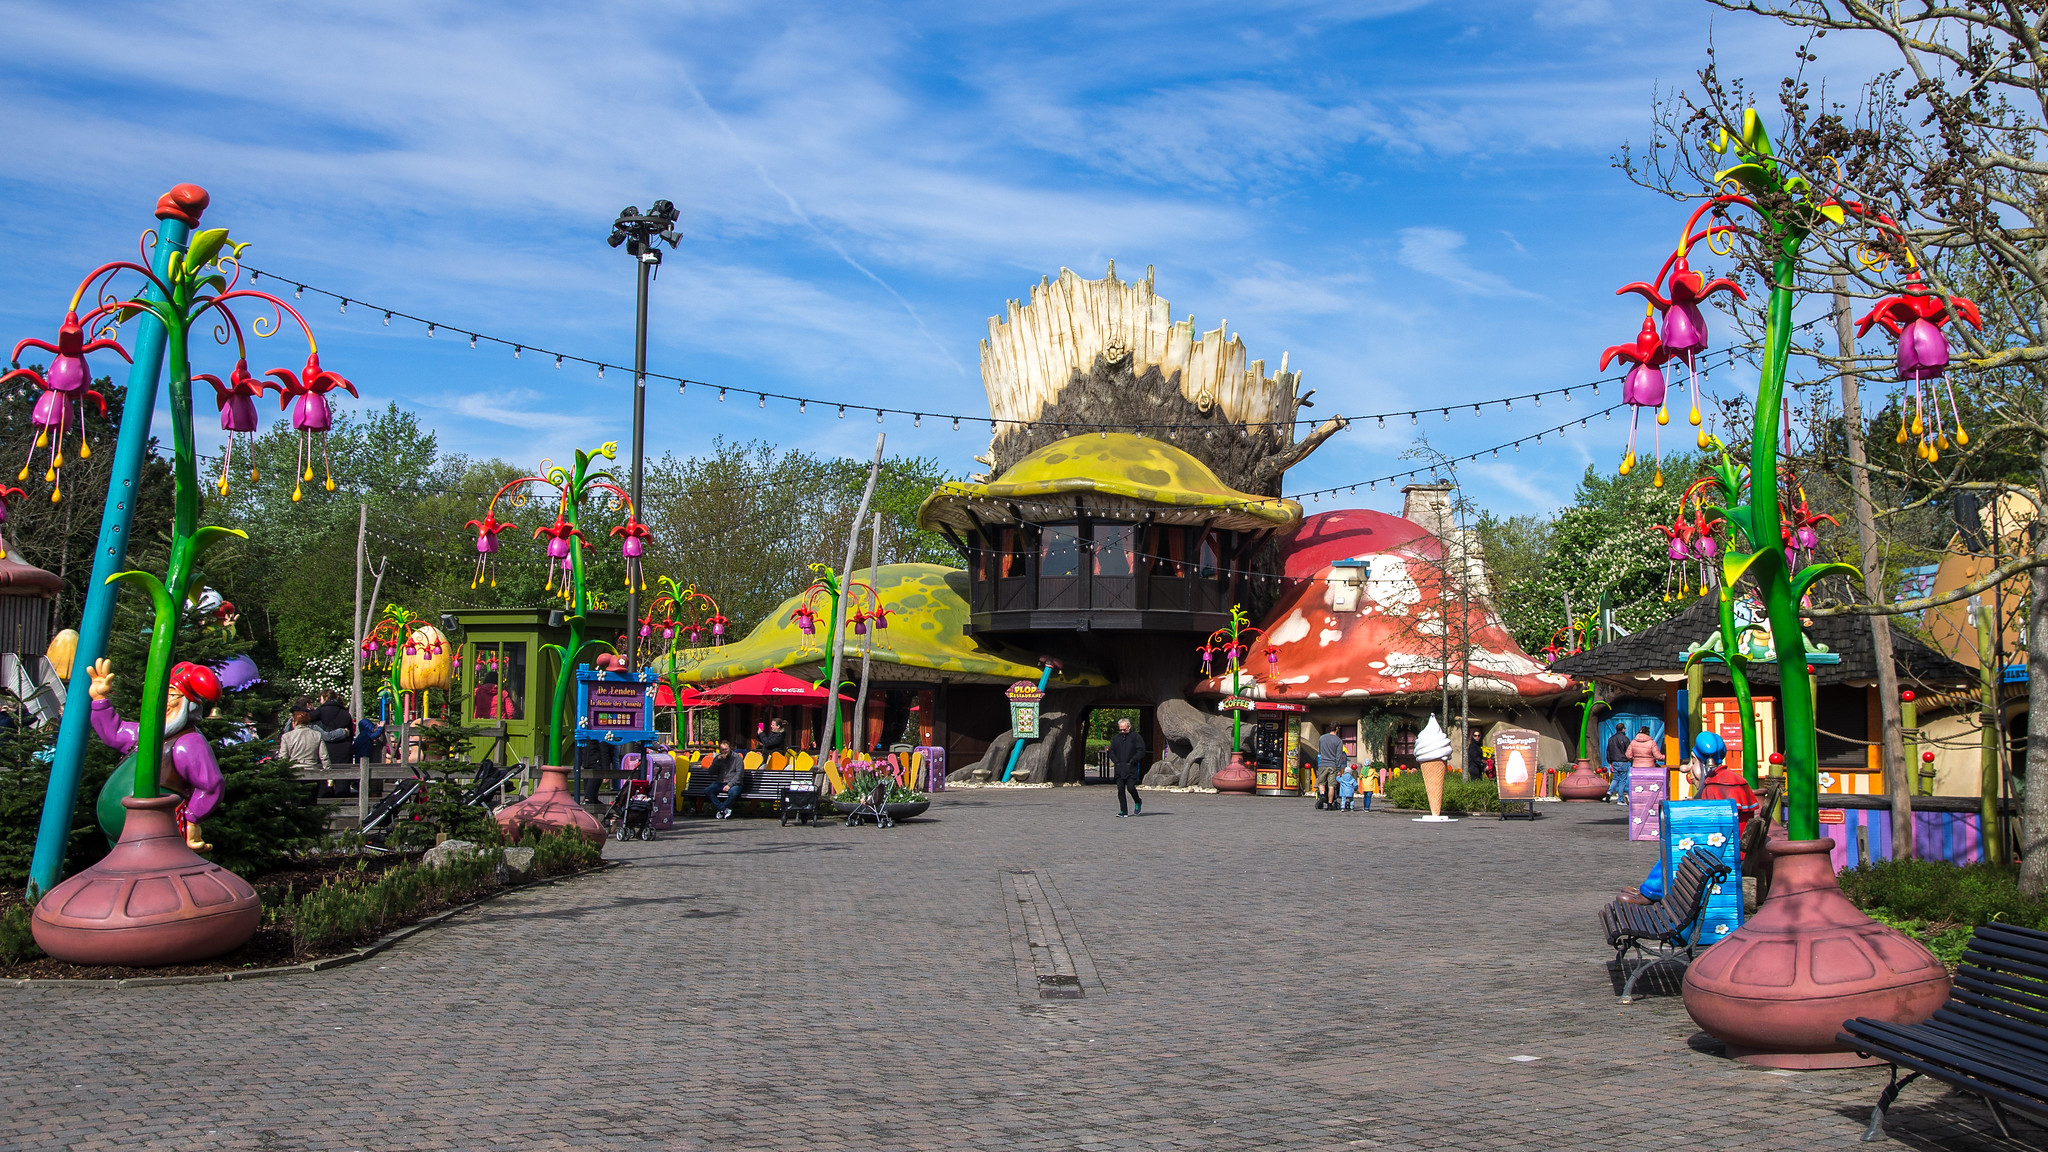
[0,0,1864,518]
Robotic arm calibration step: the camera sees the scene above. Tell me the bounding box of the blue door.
[1600,699,1665,766]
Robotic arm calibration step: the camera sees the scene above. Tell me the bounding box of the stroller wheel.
[640,828,654,841]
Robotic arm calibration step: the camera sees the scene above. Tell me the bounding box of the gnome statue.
[87,657,226,850]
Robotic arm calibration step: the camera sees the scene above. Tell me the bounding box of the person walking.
[1315,727,1346,810]
[1604,723,1632,802]
[1336,763,1360,811]
[708,738,746,819]
[1108,717,1147,817]
[1625,725,1662,805]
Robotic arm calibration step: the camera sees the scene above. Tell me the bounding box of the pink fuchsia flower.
[1618,255,1746,446]
[1858,272,1982,461]
[1600,315,1675,485]
[195,359,274,495]
[3,310,126,501]
[610,516,652,592]
[265,350,357,501]
[465,511,517,588]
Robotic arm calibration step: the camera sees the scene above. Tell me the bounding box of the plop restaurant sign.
[1006,680,1044,740]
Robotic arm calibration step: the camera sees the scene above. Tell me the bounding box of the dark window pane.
[1093,525,1134,577]
[1041,525,1080,578]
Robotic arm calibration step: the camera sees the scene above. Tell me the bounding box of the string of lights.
[233,263,1802,436]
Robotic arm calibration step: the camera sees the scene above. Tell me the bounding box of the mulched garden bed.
[1,848,601,982]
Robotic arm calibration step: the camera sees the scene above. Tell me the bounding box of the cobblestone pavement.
[3,788,2034,1151]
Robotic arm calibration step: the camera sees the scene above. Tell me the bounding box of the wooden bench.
[1840,922,2048,1142]
[1599,846,1732,1003]
[676,752,822,815]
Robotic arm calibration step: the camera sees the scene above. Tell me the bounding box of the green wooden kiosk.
[452,607,628,765]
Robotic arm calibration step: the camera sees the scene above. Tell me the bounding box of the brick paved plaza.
[3,788,2031,1151]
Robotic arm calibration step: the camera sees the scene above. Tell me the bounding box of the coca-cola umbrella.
[698,668,853,706]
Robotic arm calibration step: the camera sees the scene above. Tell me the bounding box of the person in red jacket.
[1691,731,1759,828]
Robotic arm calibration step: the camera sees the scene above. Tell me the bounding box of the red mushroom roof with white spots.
[1196,510,1572,703]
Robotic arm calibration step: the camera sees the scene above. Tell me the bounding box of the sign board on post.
[1494,728,1541,802]
[1005,680,1043,740]
[575,667,658,746]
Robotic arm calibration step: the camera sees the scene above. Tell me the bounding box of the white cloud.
[1395,228,1539,299]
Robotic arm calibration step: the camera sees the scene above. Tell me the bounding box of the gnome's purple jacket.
[91,699,224,820]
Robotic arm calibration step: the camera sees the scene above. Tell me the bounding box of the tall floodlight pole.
[606,201,681,675]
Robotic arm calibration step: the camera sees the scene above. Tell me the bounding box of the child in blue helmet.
[1621,731,1758,905]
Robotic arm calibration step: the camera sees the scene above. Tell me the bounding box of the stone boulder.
[421,839,482,870]
[949,710,1078,783]
[502,846,537,884]
[1144,699,1235,789]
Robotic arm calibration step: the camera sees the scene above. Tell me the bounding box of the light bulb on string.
[799,400,807,413]
[718,389,726,402]
[952,417,960,430]
[915,414,922,427]
[513,346,521,359]
[383,312,391,326]
[339,299,348,314]
[838,406,846,419]
[876,409,884,423]
[758,394,765,408]
[427,324,435,338]
[555,355,563,369]
[597,365,604,378]
[294,284,303,298]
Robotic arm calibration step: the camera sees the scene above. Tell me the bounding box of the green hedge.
[274,827,603,957]
[1382,771,1499,813]
[1838,857,2047,964]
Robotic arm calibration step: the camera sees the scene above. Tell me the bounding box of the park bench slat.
[1599,846,1730,1004]
[1841,921,2048,1140]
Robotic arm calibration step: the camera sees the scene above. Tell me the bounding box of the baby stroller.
[842,774,895,829]
[779,781,820,827]
[610,779,656,841]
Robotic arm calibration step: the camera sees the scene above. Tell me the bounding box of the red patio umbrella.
[699,668,853,705]
[656,683,713,709]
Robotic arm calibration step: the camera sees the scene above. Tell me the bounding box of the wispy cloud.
[1395,228,1539,299]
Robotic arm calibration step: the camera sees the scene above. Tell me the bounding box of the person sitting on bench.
[708,739,746,820]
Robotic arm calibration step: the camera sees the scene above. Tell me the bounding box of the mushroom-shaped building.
[1193,498,1572,773]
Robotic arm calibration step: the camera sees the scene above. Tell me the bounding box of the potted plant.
[832,771,931,821]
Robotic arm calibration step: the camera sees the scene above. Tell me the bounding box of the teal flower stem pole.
[25,197,190,899]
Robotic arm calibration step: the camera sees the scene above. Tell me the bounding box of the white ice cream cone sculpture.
[1412,716,1456,822]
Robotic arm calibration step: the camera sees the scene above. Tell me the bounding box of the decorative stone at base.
[1682,838,1949,1069]
[32,795,261,967]
[1559,759,1609,801]
[1210,751,1256,794]
[494,768,605,845]
[1412,815,1459,823]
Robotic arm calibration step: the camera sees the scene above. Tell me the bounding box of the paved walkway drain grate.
[1001,869,1102,1000]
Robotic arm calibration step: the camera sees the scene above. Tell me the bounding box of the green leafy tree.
[1486,459,1699,653]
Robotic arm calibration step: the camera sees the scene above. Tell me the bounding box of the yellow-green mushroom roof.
[659,563,1106,687]
[917,433,1300,534]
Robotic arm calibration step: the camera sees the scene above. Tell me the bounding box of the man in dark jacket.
[310,691,356,796]
[1603,724,1632,802]
[709,739,746,820]
[1108,718,1147,817]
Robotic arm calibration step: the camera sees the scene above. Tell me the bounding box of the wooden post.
[1834,275,1911,856]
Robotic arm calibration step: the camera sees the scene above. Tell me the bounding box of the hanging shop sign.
[1006,680,1044,740]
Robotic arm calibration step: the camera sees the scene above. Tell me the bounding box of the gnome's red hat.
[167,662,223,704]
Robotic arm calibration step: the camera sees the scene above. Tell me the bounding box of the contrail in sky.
[676,69,967,376]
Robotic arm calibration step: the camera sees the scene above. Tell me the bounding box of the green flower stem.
[1748,239,1822,838]
[127,284,207,802]
[1713,587,1761,784]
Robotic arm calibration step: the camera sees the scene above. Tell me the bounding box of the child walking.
[1336,764,1361,812]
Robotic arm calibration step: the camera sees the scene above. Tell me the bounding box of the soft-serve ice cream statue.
[1412,715,1456,822]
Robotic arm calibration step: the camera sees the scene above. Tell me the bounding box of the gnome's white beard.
[161,692,197,739]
